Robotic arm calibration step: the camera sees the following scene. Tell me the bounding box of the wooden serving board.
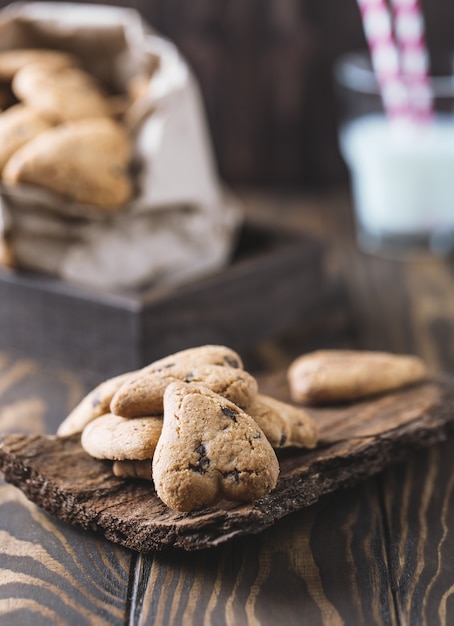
[1,373,454,552]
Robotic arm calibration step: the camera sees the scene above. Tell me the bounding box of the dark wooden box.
[0,219,332,379]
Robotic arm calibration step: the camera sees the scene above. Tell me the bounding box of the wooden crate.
[0,219,335,379]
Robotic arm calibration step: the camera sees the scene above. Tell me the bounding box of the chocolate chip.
[189,443,210,473]
[221,406,238,422]
[224,356,240,368]
[195,443,206,456]
[279,434,287,446]
[223,469,240,483]
[253,432,262,440]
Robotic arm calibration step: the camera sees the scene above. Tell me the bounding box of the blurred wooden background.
[0,0,452,188]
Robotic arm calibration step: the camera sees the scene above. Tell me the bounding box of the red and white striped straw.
[391,0,433,122]
[356,0,433,123]
[357,0,410,121]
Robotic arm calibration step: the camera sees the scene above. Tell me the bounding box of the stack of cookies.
[58,345,318,512]
[0,47,149,210]
[57,345,427,512]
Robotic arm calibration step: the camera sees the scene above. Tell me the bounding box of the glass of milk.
[334,52,454,258]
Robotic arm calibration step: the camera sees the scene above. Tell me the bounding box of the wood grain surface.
[0,353,133,625]
[1,191,454,625]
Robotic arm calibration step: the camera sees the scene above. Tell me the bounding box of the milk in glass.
[340,114,454,254]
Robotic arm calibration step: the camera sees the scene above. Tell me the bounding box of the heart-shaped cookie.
[141,345,244,373]
[288,350,428,404]
[152,381,279,511]
[3,118,132,208]
[111,364,258,417]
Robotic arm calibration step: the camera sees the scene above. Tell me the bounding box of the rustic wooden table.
[1,190,454,625]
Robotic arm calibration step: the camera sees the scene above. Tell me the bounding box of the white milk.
[340,114,454,250]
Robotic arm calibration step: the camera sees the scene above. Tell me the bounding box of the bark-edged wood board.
[1,373,454,552]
